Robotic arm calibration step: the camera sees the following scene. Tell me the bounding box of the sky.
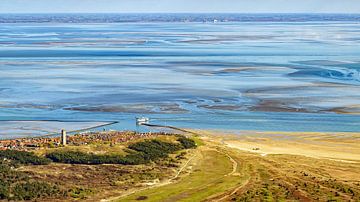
[0,0,360,13]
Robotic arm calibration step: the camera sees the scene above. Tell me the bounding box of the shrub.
[177,137,197,149]
[0,150,51,165]
[128,139,182,161]
[46,139,192,165]
[13,181,61,200]
[69,187,93,199]
[0,164,62,200]
[46,151,93,164]
[136,195,148,200]
[46,150,144,165]
[0,181,9,199]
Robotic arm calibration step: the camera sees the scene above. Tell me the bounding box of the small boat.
[136,117,149,125]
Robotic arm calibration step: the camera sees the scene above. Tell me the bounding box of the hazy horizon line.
[1,12,360,15]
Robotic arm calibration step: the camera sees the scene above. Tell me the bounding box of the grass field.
[118,146,248,202]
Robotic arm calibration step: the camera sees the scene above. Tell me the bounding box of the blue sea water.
[0,14,359,136]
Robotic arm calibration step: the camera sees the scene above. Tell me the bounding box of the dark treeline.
[0,150,51,165]
[177,136,197,149]
[128,139,182,161]
[46,151,147,165]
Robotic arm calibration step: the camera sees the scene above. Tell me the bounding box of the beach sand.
[191,129,360,162]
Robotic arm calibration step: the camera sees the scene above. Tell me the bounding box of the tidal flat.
[0,13,359,202]
[0,16,360,136]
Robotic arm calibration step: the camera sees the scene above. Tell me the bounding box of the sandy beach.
[192,129,360,162]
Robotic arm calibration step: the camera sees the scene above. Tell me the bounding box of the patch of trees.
[47,137,197,165]
[128,139,182,161]
[0,150,51,165]
[12,181,62,201]
[177,136,197,149]
[46,151,147,165]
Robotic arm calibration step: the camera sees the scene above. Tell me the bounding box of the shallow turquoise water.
[0,20,359,135]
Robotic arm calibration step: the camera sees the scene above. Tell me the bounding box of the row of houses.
[0,130,176,151]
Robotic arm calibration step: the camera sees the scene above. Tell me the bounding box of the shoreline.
[1,124,359,201]
[0,120,119,140]
[1,121,359,161]
[38,121,119,138]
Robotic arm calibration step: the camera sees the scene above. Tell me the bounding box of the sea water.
[0,14,359,137]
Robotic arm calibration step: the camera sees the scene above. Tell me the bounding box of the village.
[0,129,175,151]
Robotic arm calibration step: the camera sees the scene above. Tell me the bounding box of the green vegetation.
[1,134,358,202]
[0,164,63,200]
[69,187,93,199]
[46,150,148,165]
[118,142,360,202]
[128,139,182,161]
[0,136,198,201]
[12,181,62,201]
[46,136,197,165]
[177,136,197,149]
[0,150,51,165]
[118,149,243,202]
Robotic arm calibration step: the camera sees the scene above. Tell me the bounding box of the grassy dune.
[116,133,360,202]
[118,147,247,202]
[4,131,359,201]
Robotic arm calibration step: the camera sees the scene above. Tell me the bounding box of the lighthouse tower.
[61,129,67,146]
